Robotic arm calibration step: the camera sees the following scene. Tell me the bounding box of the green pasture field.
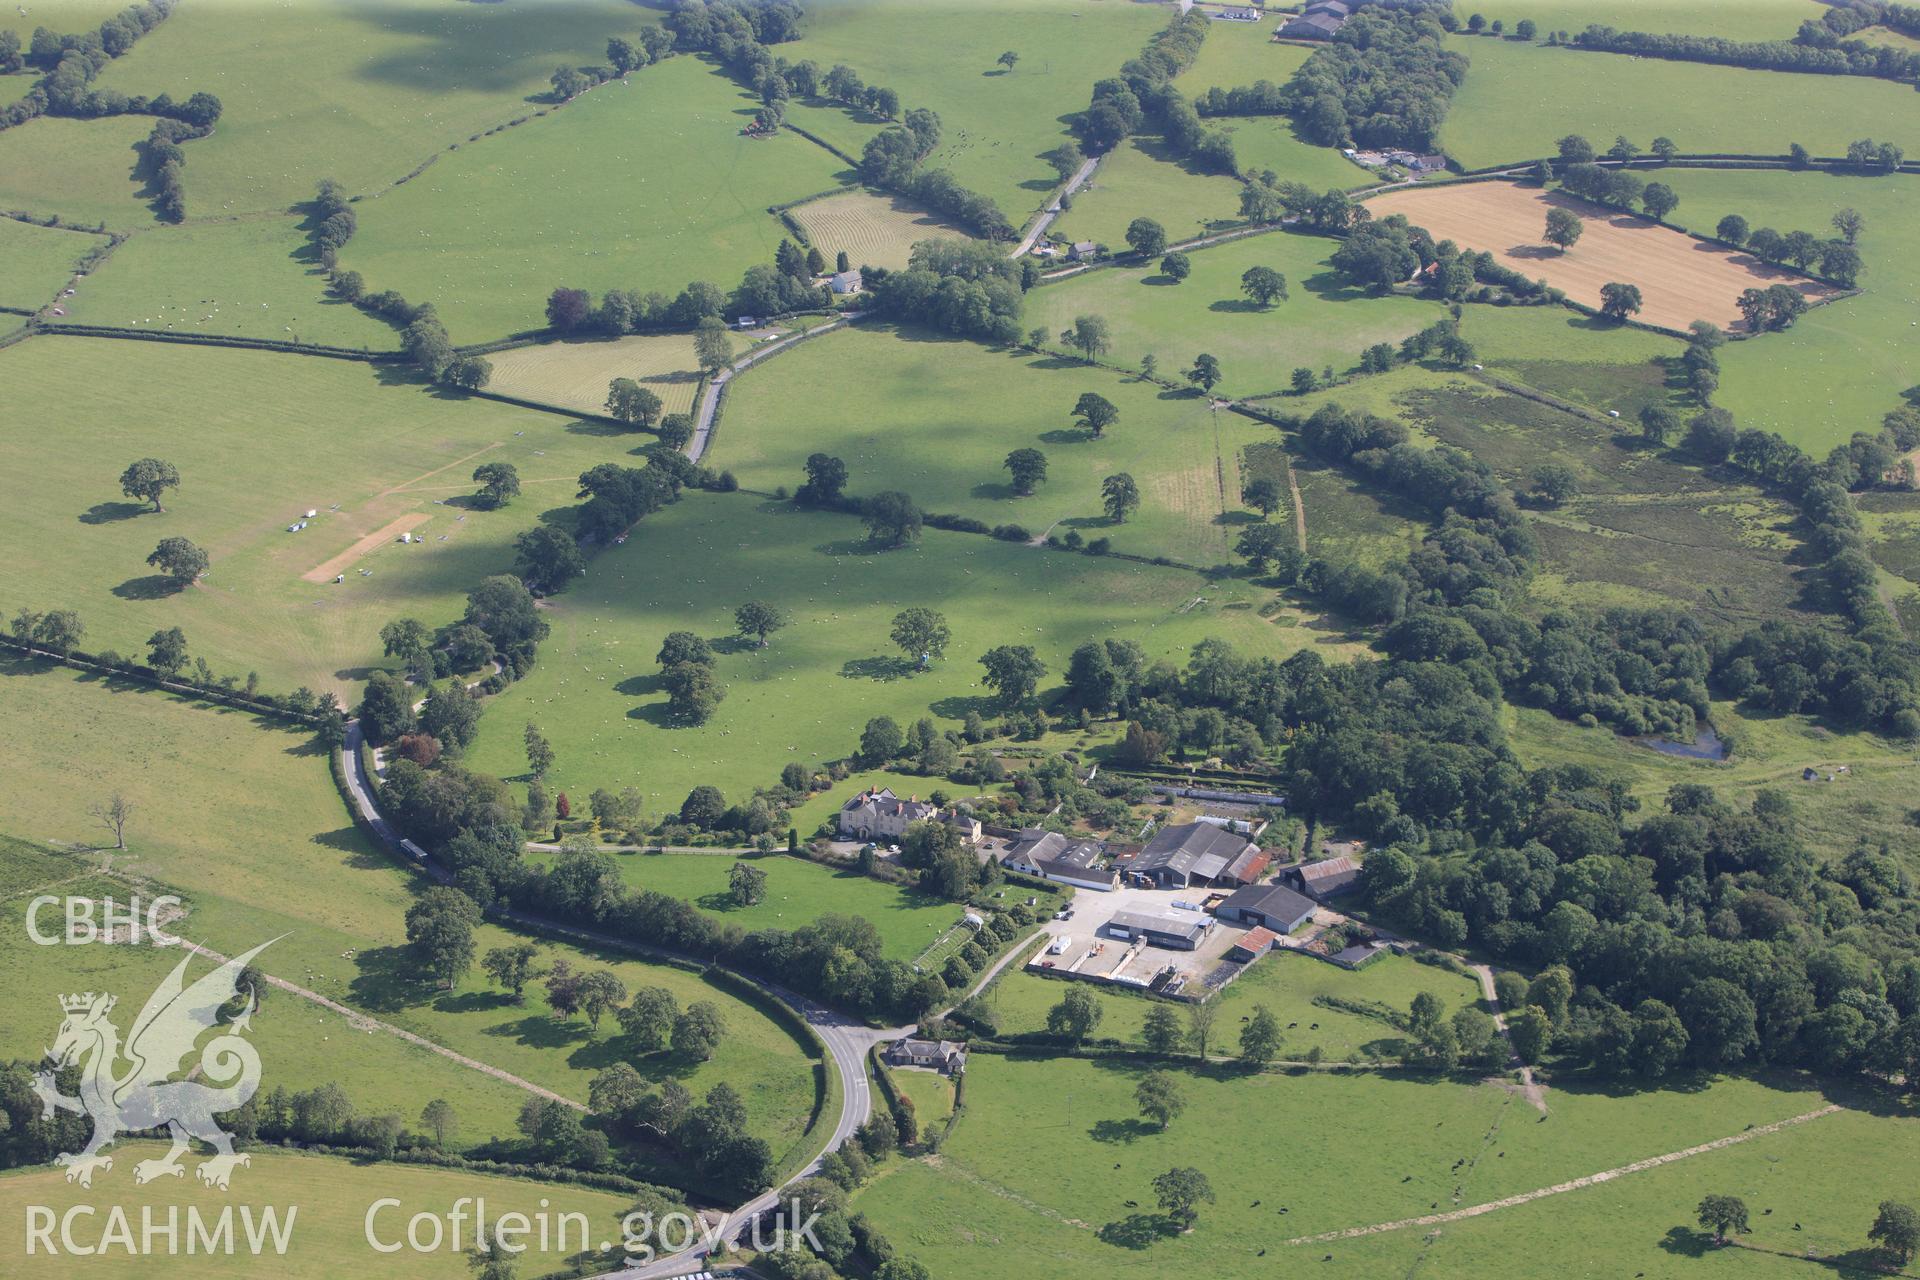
[0,662,821,1154]
[778,95,889,168]
[344,56,851,343]
[888,1064,955,1128]
[709,321,1401,576]
[1454,0,1820,42]
[533,851,980,965]
[0,1145,642,1278]
[853,1051,1850,1278]
[782,0,1168,223]
[1032,230,1442,400]
[1322,1094,1917,1280]
[787,189,976,271]
[1221,114,1368,190]
[1460,302,1685,421]
[92,0,652,216]
[0,217,104,311]
[980,950,1485,1062]
[1051,135,1248,249]
[1647,168,1920,455]
[1441,37,1920,170]
[0,336,642,698]
[1182,14,1310,95]
[0,844,537,1153]
[0,658,414,983]
[0,115,158,229]
[1854,22,1920,53]
[485,332,703,418]
[462,490,1356,809]
[63,216,401,349]
[1505,697,1920,864]
[0,0,144,44]
[710,323,1256,567]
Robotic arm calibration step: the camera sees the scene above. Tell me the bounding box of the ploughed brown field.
[1368,182,1841,333]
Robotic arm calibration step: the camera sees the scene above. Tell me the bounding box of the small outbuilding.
[1280,11,1343,39]
[1289,854,1361,899]
[1100,910,1211,951]
[1216,882,1316,934]
[1002,829,1118,891]
[1229,926,1279,961]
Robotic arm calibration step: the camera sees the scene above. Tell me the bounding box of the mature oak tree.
[120,457,180,512]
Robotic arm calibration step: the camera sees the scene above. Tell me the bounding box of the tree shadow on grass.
[1658,1226,1715,1259]
[564,419,630,439]
[814,537,888,557]
[433,989,516,1016]
[282,731,333,758]
[111,575,185,601]
[1038,428,1090,445]
[1299,270,1378,302]
[479,1012,581,1050]
[79,501,148,525]
[971,481,1017,501]
[1208,298,1267,314]
[929,693,1002,720]
[1098,1213,1180,1250]
[841,655,917,682]
[625,700,677,727]
[616,673,663,697]
[347,944,423,1014]
[1089,1117,1156,1144]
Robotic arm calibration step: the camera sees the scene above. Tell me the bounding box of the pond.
[1636,725,1728,761]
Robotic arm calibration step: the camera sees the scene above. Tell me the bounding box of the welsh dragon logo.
[33,939,277,1190]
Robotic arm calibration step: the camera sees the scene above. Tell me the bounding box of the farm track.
[168,935,587,1111]
[1286,454,1307,553]
[1286,1104,1844,1246]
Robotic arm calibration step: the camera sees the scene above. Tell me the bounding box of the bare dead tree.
[88,792,135,850]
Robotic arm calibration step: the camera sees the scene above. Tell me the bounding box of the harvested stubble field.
[1368,183,1839,333]
[786,190,974,270]
[485,332,704,417]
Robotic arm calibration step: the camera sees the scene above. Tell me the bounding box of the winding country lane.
[338,718,907,1275]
